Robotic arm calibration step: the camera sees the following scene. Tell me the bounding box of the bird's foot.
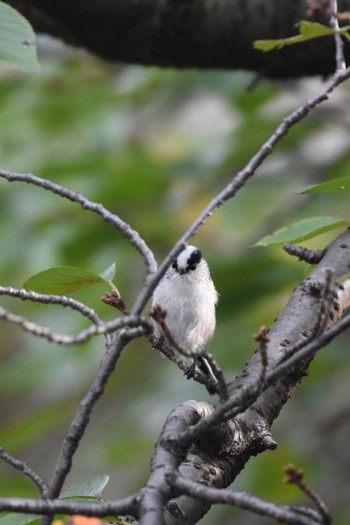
[184,360,196,379]
[152,336,164,350]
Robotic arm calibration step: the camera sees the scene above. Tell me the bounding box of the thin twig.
[329,0,347,71]
[172,475,325,525]
[0,286,102,325]
[0,448,48,496]
[44,326,147,502]
[0,305,151,345]
[0,171,157,275]
[284,464,331,524]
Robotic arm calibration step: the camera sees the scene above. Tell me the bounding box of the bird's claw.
[184,361,196,379]
[152,336,164,350]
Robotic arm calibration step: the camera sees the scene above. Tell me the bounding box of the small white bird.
[152,245,218,378]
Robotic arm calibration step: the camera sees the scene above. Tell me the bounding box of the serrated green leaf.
[23,266,113,295]
[99,262,116,282]
[254,217,348,247]
[254,20,339,52]
[300,176,350,193]
[60,475,110,498]
[0,1,39,73]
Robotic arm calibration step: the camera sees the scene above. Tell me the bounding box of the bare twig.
[0,286,101,325]
[0,448,48,496]
[0,171,157,276]
[329,0,347,71]
[44,326,147,501]
[0,305,151,345]
[284,464,331,524]
[0,495,138,518]
[172,474,327,525]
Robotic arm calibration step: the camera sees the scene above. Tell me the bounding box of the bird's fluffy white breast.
[152,259,217,354]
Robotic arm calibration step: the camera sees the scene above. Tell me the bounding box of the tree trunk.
[7,0,350,78]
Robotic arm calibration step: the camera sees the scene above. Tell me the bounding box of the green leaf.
[60,475,110,498]
[0,514,39,525]
[0,1,39,73]
[300,176,350,193]
[24,266,114,295]
[254,217,349,246]
[299,19,335,38]
[254,20,340,52]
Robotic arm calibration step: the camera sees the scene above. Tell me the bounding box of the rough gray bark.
[6,0,350,78]
[155,229,350,524]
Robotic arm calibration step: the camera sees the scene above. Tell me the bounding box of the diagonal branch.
[131,63,350,315]
[44,326,147,501]
[0,171,157,275]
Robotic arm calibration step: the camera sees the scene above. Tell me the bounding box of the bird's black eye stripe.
[172,261,178,271]
[186,249,202,272]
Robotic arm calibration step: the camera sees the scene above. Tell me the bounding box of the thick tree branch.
[5,0,350,78]
[139,228,350,524]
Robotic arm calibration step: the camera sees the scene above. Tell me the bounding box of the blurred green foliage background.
[0,38,350,524]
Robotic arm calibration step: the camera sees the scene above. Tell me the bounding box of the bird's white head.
[171,245,205,276]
